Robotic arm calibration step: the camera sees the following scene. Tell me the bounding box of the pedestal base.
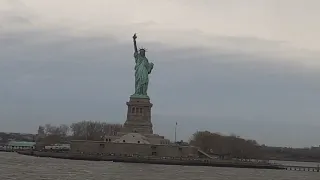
[122,97,153,134]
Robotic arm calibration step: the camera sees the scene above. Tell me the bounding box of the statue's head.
[139,48,146,57]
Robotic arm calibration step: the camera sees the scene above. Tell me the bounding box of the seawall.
[17,150,285,170]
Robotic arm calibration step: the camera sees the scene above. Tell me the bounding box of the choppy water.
[0,152,319,180]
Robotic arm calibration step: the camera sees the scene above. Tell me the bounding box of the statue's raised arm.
[133,33,138,53]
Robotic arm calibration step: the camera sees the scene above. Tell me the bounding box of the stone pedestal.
[122,97,153,134]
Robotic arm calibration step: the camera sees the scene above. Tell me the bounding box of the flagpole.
[174,122,177,143]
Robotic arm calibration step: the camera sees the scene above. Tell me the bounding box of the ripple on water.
[0,152,318,180]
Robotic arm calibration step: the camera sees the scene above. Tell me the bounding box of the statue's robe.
[133,52,154,95]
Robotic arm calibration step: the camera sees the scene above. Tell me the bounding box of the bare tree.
[58,124,70,137]
[37,126,45,135]
[38,124,70,145]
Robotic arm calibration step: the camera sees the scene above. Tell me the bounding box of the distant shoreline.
[269,158,320,164]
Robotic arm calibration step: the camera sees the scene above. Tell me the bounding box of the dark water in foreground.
[0,152,319,180]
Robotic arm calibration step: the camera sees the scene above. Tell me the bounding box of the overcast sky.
[1,0,320,147]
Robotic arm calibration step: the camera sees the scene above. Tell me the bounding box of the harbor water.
[0,152,318,180]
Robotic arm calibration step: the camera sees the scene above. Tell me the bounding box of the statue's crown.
[139,47,147,52]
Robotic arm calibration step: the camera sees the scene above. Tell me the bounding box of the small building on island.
[0,141,35,151]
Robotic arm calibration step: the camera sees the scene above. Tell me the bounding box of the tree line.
[36,121,122,145]
[260,145,320,162]
[189,131,262,159]
[189,131,320,161]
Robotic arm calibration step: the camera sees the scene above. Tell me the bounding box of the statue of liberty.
[131,33,154,98]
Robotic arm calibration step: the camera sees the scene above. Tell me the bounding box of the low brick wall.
[70,140,198,158]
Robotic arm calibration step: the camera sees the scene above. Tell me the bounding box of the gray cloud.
[0,15,31,25]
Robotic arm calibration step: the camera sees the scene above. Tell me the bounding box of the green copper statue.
[131,33,154,99]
